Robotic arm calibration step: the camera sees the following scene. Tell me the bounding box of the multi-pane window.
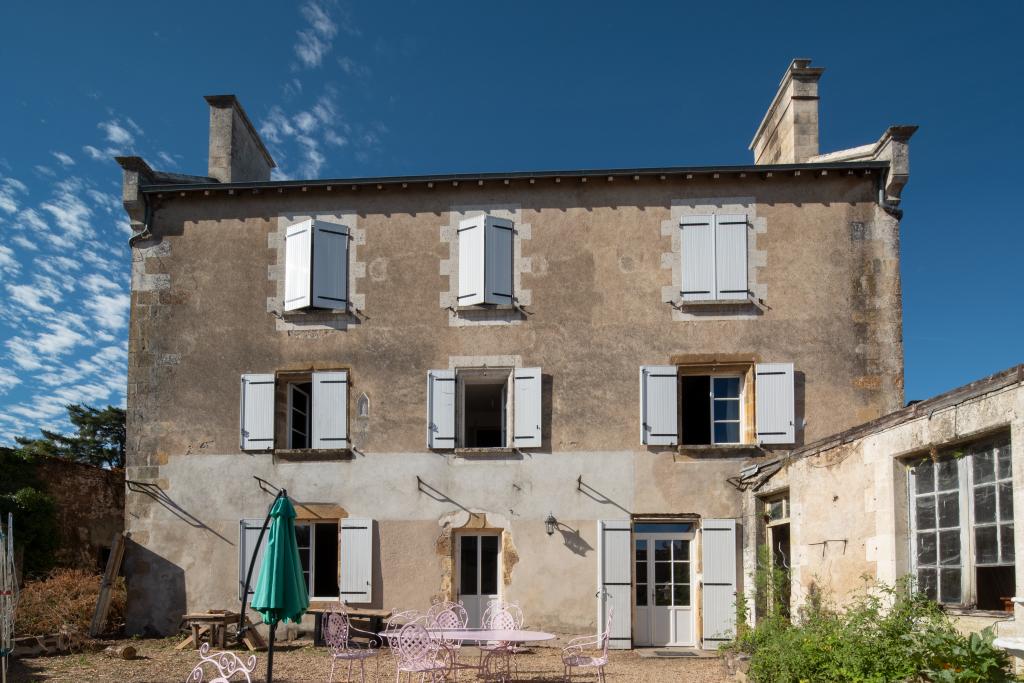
[712,377,742,444]
[910,435,1014,610]
[288,382,312,449]
[679,375,743,445]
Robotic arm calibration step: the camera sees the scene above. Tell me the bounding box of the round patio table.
[379,628,556,643]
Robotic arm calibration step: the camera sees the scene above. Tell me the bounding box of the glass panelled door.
[457,533,500,628]
[634,524,694,646]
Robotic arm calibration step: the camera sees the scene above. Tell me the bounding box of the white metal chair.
[185,642,257,683]
[561,607,612,682]
[394,621,452,683]
[323,604,380,683]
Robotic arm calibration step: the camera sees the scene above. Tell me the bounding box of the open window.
[296,520,341,599]
[240,370,349,452]
[427,367,541,449]
[284,219,349,312]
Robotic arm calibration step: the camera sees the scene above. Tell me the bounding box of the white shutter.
[284,219,313,311]
[240,374,275,450]
[457,215,486,306]
[755,363,795,444]
[427,370,456,448]
[598,520,632,649]
[512,367,542,448]
[312,370,348,449]
[640,366,678,446]
[239,518,268,600]
[484,216,514,305]
[714,214,748,300]
[701,518,737,649]
[680,215,715,302]
[312,221,349,310]
[339,518,373,603]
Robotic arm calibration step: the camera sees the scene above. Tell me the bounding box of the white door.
[456,533,500,628]
[634,524,695,646]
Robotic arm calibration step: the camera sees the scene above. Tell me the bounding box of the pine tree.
[15,404,126,469]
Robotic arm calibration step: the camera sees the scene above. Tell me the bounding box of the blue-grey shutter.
[714,214,748,300]
[598,520,632,649]
[484,216,514,305]
[339,518,373,603]
[312,370,348,449]
[239,518,268,600]
[284,220,313,311]
[701,518,737,649]
[458,216,486,306]
[512,367,542,448]
[640,366,678,446]
[680,215,715,302]
[427,370,456,448]
[755,363,795,444]
[240,374,275,450]
[312,221,349,309]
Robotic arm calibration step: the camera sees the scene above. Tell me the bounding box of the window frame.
[287,381,312,449]
[677,365,751,446]
[456,367,513,449]
[709,374,744,445]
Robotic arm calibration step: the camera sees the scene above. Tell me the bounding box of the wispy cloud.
[0,245,20,278]
[0,367,20,395]
[0,176,28,214]
[52,151,75,166]
[337,56,371,78]
[6,282,61,314]
[294,1,339,68]
[86,293,130,329]
[40,178,94,241]
[99,119,135,147]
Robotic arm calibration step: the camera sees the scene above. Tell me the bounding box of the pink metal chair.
[323,605,380,683]
[382,609,423,676]
[561,607,612,683]
[394,621,452,682]
[185,642,257,683]
[477,605,518,681]
[427,600,471,678]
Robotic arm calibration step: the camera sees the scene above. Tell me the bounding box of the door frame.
[633,525,696,647]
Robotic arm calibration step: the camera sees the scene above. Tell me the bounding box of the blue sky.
[0,1,1021,442]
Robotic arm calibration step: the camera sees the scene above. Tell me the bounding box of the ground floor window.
[295,520,340,599]
[909,434,1014,610]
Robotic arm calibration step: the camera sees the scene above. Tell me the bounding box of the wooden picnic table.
[178,611,240,650]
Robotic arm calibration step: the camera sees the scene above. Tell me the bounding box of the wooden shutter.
[240,374,275,450]
[458,215,486,306]
[238,518,268,600]
[755,363,795,444]
[284,219,313,311]
[312,370,348,449]
[598,520,632,649]
[484,216,514,305]
[312,221,349,309]
[512,367,542,448]
[339,518,373,603]
[640,366,678,446]
[714,214,748,300]
[680,215,715,302]
[427,370,456,448]
[701,518,737,649]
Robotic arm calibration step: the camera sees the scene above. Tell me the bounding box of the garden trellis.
[0,513,17,683]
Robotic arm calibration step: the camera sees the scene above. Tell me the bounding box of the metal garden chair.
[323,604,380,683]
[393,620,452,683]
[561,607,612,682]
[185,642,258,683]
[426,600,471,678]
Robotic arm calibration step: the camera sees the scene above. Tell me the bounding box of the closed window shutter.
[457,216,486,306]
[427,370,456,448]
[714,214,748,300]
[240,374,275,450]
[512,367,542,448]
[680,215,715,302]
[312,221,349,309]
[238,518,268,600]
[311,370,348,449]
[284,220,313,311]
[339,518,373,603]
[484,216,514,305]
[755,363,795,444]
[639,366,678,446]
[598,520,632,649]
[701,518,737,649]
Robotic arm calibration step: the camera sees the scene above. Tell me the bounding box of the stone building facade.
[118,59,915,646]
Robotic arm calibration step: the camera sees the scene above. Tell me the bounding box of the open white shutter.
[714,214,748,300]
[640,366,678,446]
[680,215,715,302]
[240,374,275,450]
[598,520,632,649]
[484,216,514,305]
[312,370,348,449]
[512,367,542,448]
[458,215,486,306]
[755,363,795,444]
[701,518,737,649]
[284,219,313,311]
[339,518,373,603]
[239,518,268,600]
[312,221,349,309]
[427,370,456,448]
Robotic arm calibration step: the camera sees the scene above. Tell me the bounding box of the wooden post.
[89,532,126,637]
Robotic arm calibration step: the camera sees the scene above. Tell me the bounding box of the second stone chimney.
[204,95,276,183]
[749,59,825,165]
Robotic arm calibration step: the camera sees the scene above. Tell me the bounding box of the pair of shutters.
[597,519,737,650]
[240,371,349,450]
[680,214,748,302]
[639,363,795,445]
[426,368,541,448]
[238,517,374,603]
[284,219,349,311]
[458,215,514,306]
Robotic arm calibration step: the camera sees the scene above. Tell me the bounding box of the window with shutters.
[283,218,350,313]
[679,214,749,303]
[457,215,515,308]
[908,434,1014,610]
[427,366,542,450]
[295,520,341,599]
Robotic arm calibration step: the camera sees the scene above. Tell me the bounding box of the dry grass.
[15,568,126,636]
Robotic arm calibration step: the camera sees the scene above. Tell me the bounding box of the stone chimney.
[749,59,825,165]
[204,95,276,183]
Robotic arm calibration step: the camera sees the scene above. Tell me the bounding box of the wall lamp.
[544,512,558,536]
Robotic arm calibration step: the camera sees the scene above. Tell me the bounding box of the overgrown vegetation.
[726,549,1017,682]
[15,404,126,469]
[15,568,126,636]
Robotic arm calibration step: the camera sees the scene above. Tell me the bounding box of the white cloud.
[83,272,121,294]
[86,293,130,329]
[52,151,75,166]
[82,145,105,161]
[5,317,90,372]
[6,282,60,313]
[34,165,56,177]
[324,129,347,147]
[11,235,37,251]
[99,119,134,146]
[0,245,19,278]
[18,208,47,232]
[337,56,371,78]
[294,1,339,68]
[294,111,318,134]
[0,367,20,395]
[156,151,178,168]
[40,178,94,240]
[0,176,27,214]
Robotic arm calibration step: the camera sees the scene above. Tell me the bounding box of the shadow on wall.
[368,520,384,611]
[558,525,593,557]
[124,538,186,636]
[794,370,806,448]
